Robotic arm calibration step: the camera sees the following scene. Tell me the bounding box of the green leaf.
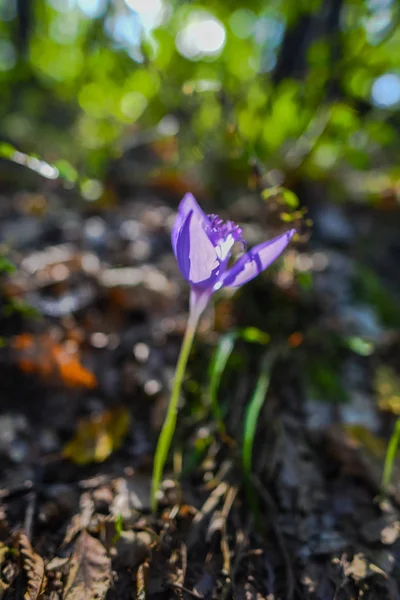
[242,352,273,480]
[242,351,275,521]
[345,336,374,356]
[382,418,400,493]
[208,328,270,433]
[54,159,78,183]
[239,326,270,345]
[261,186,279,200]
[297,271,313,290]
[0,142,16,159]
[0,257,16,275]
[281,188,299,209]
[111,514,124,546]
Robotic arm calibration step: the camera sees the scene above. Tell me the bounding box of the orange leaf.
[12,333,96,389]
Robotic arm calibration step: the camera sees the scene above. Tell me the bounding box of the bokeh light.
[0,40,16,71]
[124,0,168,32]
[371,73,400,107]
[76,0,108,19]
[176,12,226,60]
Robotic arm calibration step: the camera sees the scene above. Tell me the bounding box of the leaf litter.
[63,530,111,600]
[18,533,47,600]
[1,190,400,599]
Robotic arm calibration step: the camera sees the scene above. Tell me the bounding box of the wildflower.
[172,193,295,320]
[151,193,295,510]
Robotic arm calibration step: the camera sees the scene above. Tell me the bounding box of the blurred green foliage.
[0,0,399,194]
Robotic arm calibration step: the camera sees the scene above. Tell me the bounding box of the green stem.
[151,312,199,512]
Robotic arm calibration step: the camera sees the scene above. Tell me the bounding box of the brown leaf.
[63,407,130,465]
[0,582,8,599]
[63,530,111,600]
[18,533,47,600]
[12,333,96,389]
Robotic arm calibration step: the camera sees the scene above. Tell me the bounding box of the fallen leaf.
[0,543,10,598]
[45,557,69,572]
[0,580,9,600]
[12,333,96,389]
[63,407,130,465]
[111,475,152,518]
[344,424,387,459]
[0,543,8,565]
[63,530,111,600]
[343,553,368,581]
[375,365,400,414]
[51,344,97,388]
[325,424,386,488]
[18,533,47,600]
[63,492,94,545]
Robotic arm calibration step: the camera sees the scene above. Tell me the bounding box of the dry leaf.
[12,333,96,389]
[45,557,69,572]
[343,553,368,582]
[0,580,9,600]
[375,365,400,414]
[344,424,387,459]
[19,533,47,600]
[63,530,111,600]
[111,476,152,518]
[0,543,8,565]
[63,407,130,465]
[0,543,10,599]
[325,424,384,488]
[63,492,94,545]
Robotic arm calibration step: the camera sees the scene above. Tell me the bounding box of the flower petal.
[171,193,209,258]
[220,229,295,288]
[176,210,220,288]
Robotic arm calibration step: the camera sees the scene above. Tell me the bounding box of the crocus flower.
[151,192,295,511]
[172,193,295,320]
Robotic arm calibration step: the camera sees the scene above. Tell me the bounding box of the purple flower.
[172,193,295,318]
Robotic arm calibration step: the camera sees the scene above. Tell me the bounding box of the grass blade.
[242,351,275,520]
[208,327,270,434]
[382,416,400,493]
[242,352,274,481]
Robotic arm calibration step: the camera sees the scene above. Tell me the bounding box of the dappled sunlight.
[1,2,400,595]
[175,12,226,60]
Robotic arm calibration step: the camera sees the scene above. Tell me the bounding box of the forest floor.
[1,180,400,600]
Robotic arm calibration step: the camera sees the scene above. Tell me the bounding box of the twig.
[220,486,238,576]
[187,482,228,551]
[168,582,203,599]
[0,480,33,500]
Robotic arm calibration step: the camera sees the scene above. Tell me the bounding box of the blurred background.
[0,0,399,196]
[1,0,400,598]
